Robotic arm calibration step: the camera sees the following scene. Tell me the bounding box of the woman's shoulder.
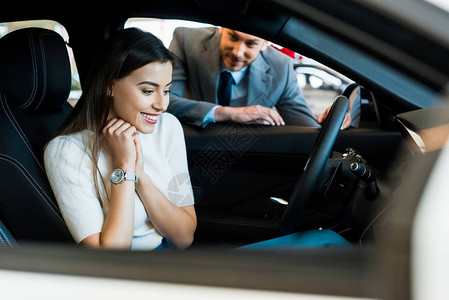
[161,111,181,125]
[45,131,90,157]
[141,113,184,149]
[158,112,183,134]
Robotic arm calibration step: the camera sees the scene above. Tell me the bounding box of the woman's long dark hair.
[54,28,175,204]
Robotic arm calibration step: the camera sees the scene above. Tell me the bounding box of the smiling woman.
[43,28,197,250]
[109,62,173,133]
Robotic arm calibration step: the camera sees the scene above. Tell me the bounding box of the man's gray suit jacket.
[167,27,319,127]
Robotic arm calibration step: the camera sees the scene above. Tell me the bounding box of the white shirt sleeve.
[44,135,104,244]
[163,113,195,207]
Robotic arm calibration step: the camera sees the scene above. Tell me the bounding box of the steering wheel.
[280,96,349,234]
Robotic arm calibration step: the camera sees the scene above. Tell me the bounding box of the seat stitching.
[0,153,65,224]
[0,153,58,211]
[1,94,44,171]
[20,31,38,109]
[33,31,48,110]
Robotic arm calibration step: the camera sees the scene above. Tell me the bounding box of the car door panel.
[184,123,403,207]
[183,123,404,243]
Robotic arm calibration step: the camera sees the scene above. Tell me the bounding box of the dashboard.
[396,105,449,154]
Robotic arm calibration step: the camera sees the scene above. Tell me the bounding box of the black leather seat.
[0,28,74,245]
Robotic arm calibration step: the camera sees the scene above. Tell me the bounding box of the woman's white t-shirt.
[44,113,194,250]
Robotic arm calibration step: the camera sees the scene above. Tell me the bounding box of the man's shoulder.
[173,26,219,41]
[260,46,292,65]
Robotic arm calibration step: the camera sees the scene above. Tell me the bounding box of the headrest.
[0,28,71,113]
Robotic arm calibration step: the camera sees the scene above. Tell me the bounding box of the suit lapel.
[198,29,221,103]
[247,53,274,107]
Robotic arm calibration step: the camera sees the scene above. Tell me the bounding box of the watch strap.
[124,171,138,183]
[110,168,138,184]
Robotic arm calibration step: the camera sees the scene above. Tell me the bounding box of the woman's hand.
[102,118,137,171]
[81,118,139,250]
[133,133,148,182]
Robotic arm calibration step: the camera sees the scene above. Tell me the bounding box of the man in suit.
[167,27,353,128]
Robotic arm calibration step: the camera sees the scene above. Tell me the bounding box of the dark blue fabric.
[217,71,234,106]
[154,238,175,251]
[238,229,350,250]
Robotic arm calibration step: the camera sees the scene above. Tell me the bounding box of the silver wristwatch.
[110,168,138,185]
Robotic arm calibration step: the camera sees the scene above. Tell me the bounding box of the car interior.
[0,26,385,249]
[0,24,397,247]
[0,1,445,248]
[0,0,448,298]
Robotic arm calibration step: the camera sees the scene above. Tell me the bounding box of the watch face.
[110,168,124,184]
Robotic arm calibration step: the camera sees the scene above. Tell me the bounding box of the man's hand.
[317,104,352,130]
[214,105,285,126]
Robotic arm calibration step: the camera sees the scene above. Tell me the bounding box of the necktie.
[217,71,234,106]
